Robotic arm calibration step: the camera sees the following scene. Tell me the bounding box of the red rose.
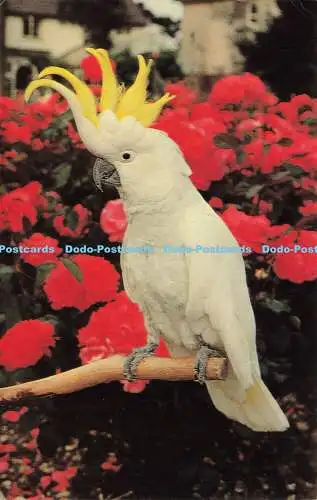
[209,148,235,180]
[80,54,116,83]
[101,455,122,471]
[0,320,56,371]
[53,204,90,238]
[44,255,119,311]
[0,182,47,233]
[0,460,8,473]
[79,345,110,365]
[31,138,47,151]
[291,150,317,173]
[0,196,37,233]
[1,407,28,422]
[258,200,273,214]
[155,107,190,127]
[0,155,10,168]
[7,181,47,210]
[51,467,78,493]
[298,200,317,216]
[67,123,84,148]
[300,177,317,194]
[24,101,54,132]
[164,81,197,109]
[78,291,169,392]
[221,206,271,252]
[100,200,128,242]
[20,233,62,267]
[77,290,169,358]
[1,122,32,144]
[209,197,224,209]
[0,444,16,453]
[273,94,317,130]
[235,118,262,141]
[272,230,317,283]
[190,102,223,122]
[242,139,264,171]
[208,73,277,109]
[260,144,290,174]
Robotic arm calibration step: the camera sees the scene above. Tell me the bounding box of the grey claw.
[194,346,225,384]
[123,342,158,382]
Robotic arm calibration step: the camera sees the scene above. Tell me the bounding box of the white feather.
[91,121,289,432]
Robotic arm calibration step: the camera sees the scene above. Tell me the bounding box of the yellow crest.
[25,48,174,128]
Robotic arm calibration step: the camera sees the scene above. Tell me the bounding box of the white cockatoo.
[25,49,289,432]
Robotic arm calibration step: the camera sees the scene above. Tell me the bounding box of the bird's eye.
[120,150,135,162]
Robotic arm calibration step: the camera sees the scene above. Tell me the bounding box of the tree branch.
[0,355,228,403]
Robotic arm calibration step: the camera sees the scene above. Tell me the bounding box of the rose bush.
[0,55,316,498]
[0,62,316,376]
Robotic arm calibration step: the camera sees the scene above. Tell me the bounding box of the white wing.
[180,200,260,389]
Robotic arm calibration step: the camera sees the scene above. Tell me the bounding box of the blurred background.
[0,0,183,98]
[1,0,317,100]
[0,1,317,499]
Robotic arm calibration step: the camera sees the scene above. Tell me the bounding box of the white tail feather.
[206,376,289,432]
[165,343,289,432]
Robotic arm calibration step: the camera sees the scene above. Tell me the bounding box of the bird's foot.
[123,342,159,382]
[194,345,225,385]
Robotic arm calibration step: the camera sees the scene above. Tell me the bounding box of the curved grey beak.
[93,158,121,191]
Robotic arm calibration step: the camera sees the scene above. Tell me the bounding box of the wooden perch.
[0,355,228,403]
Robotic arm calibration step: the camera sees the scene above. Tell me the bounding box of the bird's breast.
[120,224,188,310]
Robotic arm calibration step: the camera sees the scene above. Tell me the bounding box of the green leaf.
[60,257,83,282]
[39,314,59,327]
[271,171,291,181]
[35,263,56,288]
[0,368,8,388]
[302,118,317,126]
[234,180,250,195]
[284,164,304,176]
[22,216,33,234]
[52,163,72,189]
[236,149,247,163]
[214,133,240,149]
[246,105,257,114]
[64,209,79,231]
[245,184,263,199]
[7,368,35,385]
[42,128,58,140]
[0,266,14,277]
[47,111,74,132]
[261,298,291,314]
[0,279,22,327]
[224,103,240,112]
[298,105,312,114]
[277,138,293,147]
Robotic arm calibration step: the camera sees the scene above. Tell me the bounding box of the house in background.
[3,0,86,96]
[1,0,148,97]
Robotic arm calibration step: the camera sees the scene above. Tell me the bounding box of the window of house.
[15,65,33,91]
[23,15,39,37]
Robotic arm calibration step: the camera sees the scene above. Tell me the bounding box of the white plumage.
[114,126,289,432]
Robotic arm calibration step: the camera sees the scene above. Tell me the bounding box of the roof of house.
[6,0,59,16]
[6,0,148,25]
